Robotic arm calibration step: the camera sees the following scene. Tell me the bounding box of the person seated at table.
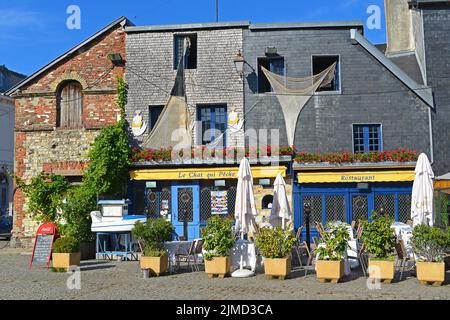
[171,231,180,241]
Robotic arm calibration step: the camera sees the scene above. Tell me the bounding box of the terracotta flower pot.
[316,260,344,283]
[205,257,230,278]
[140,255,169,277]
[264,256,291,280]
[52,252,81,270]
[368,259,395,283]
[416,261,445,286]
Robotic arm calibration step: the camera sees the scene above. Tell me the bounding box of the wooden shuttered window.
[58,81,82,128]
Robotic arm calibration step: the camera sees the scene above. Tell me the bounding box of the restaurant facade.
[6,0,450,245]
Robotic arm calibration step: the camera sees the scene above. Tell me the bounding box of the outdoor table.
[164,240,193,272]
[391,222,414,259]
[230,239,259,272]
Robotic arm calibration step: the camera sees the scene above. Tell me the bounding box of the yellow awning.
[131,166,286,181]
[297,170,415,183]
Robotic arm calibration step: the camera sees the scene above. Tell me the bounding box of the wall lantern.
[233,50,245,79]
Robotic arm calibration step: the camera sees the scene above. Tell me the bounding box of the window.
[57,81,82,128]
[197,105,227,146]
[353,124,382,153]
[262,195,274,209]
[174,34,197,69]
[257,57,284,93]
[149,105,164,132]
[312,55,340,92]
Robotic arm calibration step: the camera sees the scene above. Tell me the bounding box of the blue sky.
[0,0,386,76]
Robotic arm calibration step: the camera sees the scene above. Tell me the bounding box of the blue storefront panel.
[293,182,412,240]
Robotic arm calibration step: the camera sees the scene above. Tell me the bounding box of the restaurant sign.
[130,166,286,181]
[297,170,415,184]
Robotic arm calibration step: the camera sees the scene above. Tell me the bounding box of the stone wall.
[421,6,450,175]
[11,24,126,247]
[125,26,245,148]
[243,27,431,157]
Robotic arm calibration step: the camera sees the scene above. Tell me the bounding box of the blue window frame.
[258,57,285,93]
[197,105,227,146]
[353,124,382,153]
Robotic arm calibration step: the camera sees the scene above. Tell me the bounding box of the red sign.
[29,223,59,269]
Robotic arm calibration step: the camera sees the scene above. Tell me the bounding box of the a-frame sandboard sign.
[29,222,59,269]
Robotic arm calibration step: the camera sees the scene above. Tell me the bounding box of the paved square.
[0,249,449,300]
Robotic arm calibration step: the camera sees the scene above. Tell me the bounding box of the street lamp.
[233,50,245,80]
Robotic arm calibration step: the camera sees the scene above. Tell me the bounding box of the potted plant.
[315,223,351,283]
[362,212,397,283]
[255,227,297,280]
[201,216,235,278]
[52,235,81,271]
[132,218,174,277]
[410,224,450,286]
[362,211,396,283]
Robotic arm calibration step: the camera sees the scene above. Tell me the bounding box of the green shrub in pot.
[201,216,235,277]
[362,212,396,282]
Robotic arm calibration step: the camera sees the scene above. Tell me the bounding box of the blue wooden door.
[172,185,200,240]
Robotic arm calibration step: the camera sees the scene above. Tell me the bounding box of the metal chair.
[347,241,368,277]
[175,240,197,272]
[193,239,204,271]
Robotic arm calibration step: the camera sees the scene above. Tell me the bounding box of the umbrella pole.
[240,230,244,270]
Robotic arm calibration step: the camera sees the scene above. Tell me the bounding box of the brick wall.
[11,25,126,247]
[125,27,245,148]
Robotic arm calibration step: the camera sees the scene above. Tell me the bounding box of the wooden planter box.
[264,256,292,280]
[368,259,395,283]
[140,255,169,277]
[52,252,81,270]
[416,261,445,286]
[205,257,230,278]
[316,260,344,283]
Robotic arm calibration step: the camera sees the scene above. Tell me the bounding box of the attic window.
[174,34,197,69]
[312,55,340,92]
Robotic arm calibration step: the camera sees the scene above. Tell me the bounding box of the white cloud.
[0,9,44,29]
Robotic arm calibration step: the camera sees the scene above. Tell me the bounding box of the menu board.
[29,222,58,269]
[32,235,53,264]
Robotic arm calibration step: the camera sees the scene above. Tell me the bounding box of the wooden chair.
[176,240,198,272]
[302,240,316,277]
[394,238,414,281]
[406,220,414,227]
[315,222,326,238]
[350,220,356,230]
[293,227,304,267]
[312,236,320,250]
[178,236,187,241]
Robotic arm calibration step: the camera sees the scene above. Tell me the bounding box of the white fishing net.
[261,62,337,146]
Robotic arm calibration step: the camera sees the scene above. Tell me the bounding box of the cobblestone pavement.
[0,251,449,300]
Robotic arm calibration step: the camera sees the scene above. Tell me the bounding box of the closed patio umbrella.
[232,157,258,278]
[411,153,435,227]
[269,174,292,230]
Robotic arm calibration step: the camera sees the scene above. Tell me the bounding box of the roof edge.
[5,16,131,96]
[350,29,434,108]
[125,21,251,33]
[250,20,364,30]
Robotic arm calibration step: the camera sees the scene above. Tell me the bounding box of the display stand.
[95,232,138,261]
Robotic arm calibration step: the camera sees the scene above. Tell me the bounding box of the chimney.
[384,0,415,56]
